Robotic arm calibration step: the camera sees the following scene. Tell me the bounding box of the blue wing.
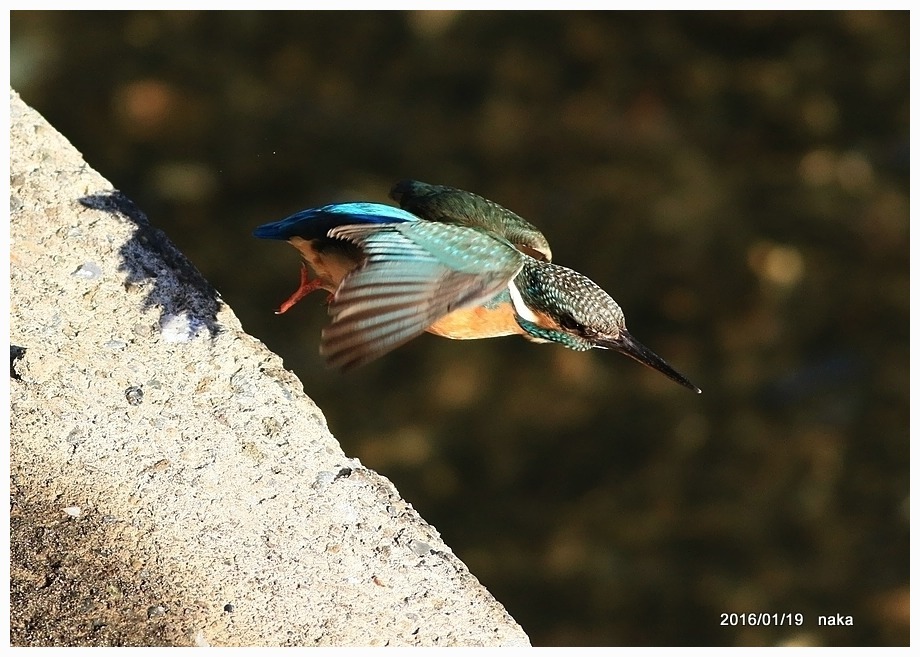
[320,221,524,369]
[253,202,419,241]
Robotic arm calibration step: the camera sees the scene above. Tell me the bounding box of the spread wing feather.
[321,222,523,369]
[389,180,553,262]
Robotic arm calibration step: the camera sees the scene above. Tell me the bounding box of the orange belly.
[426,299,524,340]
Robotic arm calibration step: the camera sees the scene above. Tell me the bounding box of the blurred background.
[10,11,908,647]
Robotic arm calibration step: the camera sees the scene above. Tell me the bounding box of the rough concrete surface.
[8,89,530,647]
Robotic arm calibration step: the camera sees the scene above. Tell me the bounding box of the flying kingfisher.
[254,180,700,393]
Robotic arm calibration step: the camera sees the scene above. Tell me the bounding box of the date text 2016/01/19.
[720,613,804,626]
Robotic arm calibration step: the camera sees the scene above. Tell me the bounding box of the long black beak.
[595,329,701,393]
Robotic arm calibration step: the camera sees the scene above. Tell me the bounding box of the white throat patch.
[507,281,539,323]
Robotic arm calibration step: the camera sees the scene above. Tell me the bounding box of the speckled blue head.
[512,260,701,393]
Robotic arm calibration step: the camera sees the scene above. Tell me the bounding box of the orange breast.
[426,301,524,340]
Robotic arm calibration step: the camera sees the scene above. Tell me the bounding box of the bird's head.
[511,261,700,393]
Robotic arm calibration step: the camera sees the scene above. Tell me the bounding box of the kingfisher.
[254,180,700,393]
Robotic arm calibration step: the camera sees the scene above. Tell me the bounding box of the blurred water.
[10,10,909,646]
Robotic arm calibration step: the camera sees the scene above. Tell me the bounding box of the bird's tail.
[253,202,418,241]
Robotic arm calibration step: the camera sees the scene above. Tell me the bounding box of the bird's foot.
[275,264,324,314]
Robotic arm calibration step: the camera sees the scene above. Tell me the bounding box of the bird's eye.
[560,314,585,334]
